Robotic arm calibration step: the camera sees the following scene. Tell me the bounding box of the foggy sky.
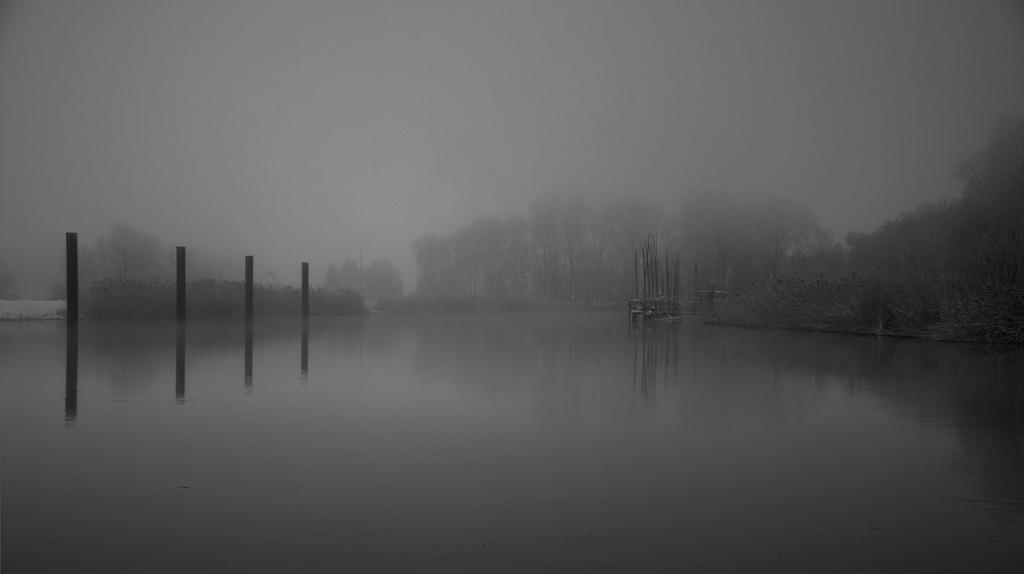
[2,0,1022,296]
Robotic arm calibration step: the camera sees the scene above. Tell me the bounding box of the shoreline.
[702,317,1021,346]
[0,300,66,321]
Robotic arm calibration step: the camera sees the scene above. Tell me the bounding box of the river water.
[2,312,1023,573]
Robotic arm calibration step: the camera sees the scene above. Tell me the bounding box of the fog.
[1,0,1022,297]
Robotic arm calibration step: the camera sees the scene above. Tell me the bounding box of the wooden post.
[176,246,186,322]
[654,237,659,297]
[675,256,681,300]
[244,255,253,387]
[300,261,309,377]
[643,241,649,299]
[301,262,309,319]
[66,232,78,326]
[245,255,254,321]
[664,251,670,299]
[633,250,638,299]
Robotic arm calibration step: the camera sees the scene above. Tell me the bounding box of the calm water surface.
[2,313,1023,573]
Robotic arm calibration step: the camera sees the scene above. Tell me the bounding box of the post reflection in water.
[5,314,1024,574]
[244,320,253,388]
[631,323,681,397]
[64,325,78,425]
[300,317,309,380]
[175,324,185,402]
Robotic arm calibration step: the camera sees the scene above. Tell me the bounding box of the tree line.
[410,117,1023,341]
[45,224,403,300]
[411,186,838,302]
[42,225,398,318]
[321,259,403,302]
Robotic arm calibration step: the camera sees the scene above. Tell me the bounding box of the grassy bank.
[82,279,364,320]
[0,300,66,321]
[709,276,1024,344]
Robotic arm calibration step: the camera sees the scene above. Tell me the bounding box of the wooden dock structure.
[630,236,683,323]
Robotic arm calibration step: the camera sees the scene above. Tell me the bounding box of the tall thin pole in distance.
[301,261,310,378]
[633,250,638,299]
[245,255,254,322]
[66,232,78,327]
[244,255,254,388]
[693,260,699,314]
[301,262,309,319]
[674,256,680,300]
[357,242,364,296]
[664,250,669,298]
[176,246,186,322]
[176,245,186,400]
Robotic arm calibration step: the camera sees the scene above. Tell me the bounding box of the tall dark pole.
[245,255,254,322]
[176,246,186,322]
[633,250,638,299]
[301,262,309,319]
[675,256,681,300]
[664,251,670,298]
[66,232,78,327]
[693,260,698,314]
[301,261,310,378]
[244,255,254,388]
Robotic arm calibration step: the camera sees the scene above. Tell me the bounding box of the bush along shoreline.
[706,275,1024,345]
[81,279,364,320]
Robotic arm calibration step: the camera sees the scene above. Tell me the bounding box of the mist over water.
[3,2,1023,571]
[1,0,1022,296]
[3,314,1023,572]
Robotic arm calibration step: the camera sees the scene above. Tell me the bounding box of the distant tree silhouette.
[85,223,170,283]
[0,261,16,299]
[363,259,403,301]
[322,263,343,292]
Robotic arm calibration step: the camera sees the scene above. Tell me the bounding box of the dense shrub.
[712,275,1023,343]
[934,282,1024,344]
[83,280,174,320]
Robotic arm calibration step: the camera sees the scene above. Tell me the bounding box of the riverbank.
[3,281,366,321]
[708,277,1024,345]
[702,317,926,341]
[0,300,66,321]
[81,279,364,319]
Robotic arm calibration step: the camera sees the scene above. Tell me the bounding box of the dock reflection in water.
[630,321,682,397]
